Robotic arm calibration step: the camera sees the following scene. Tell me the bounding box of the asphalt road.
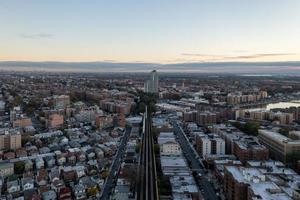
[100,127,131,200]
[172,121,218,200]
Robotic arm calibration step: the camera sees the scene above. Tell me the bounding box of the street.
[100,127,131,200]
[171,120,218,200]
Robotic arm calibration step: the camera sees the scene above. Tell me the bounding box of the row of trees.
[231,121,260,136]
[135,91,158,114]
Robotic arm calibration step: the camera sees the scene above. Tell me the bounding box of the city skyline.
[1,0,300,65]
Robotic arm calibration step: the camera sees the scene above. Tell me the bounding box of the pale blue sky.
[0,0,299,63]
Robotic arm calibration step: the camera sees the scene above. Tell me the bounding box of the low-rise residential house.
[87,160,98,167]
[35,157,45,169]
[111,178,133,200]
[7,179,20,194]
[86,149,95,160]
[51,179,65,193]
[0,176,3,192]
[56,155,66,166]
[49,144,61,152]
[24,160,34,171]
[24,189,40,200]
[21,177,34,191]
[62,167,76,183]
[97,144,113,157]
[87,165,98,176]
[79,176,99,196]
[38,184,50,195]
[76,152,86,163]
[69,141,81,148]
[91,175,104,187]
[74,165,86,178]
[67,153,76,165]
[73,184,86,200]
[3,152,15,160]
[36,169,48,186]
[39,147,51,154]
[45,156,56,168]
[15,148,27,158]
[95,148,104,159]
[0,162,14,177]
[27,146,38,156]
[111,184,131,200]
[24,125,35,134]
[49,167,61,183]
[60,137,69,146]
[42,190,57,200]
[58,187,72,200]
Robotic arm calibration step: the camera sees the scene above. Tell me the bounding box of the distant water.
[266,100,300,110]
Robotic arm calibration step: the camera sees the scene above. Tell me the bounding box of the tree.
[279,128,290,137]
[135,91,158,114]
[158,176,172,195]
[151,127,159,144]
[87,186,99,197]
[135,143,141,153]
[101,170,109,179]
[23,98,42,115]
[14,161,25,175]
[122,165,137,186]
[154,144,160,155]
[137,102,145,113]
[231,121,259,136]
[8,95,23,109]
[243,122,260,136]
[286,152,300,168]
[21,135,32,146]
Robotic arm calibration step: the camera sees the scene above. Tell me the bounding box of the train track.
[138,106,159,200]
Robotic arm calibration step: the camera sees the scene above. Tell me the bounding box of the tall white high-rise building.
[145,70,159,93]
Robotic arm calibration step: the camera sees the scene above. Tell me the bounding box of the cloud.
[20,33,54,39]
[181,53,297,61]
[181,53,223,57]
[0,61,300,74]
[228,53,295,60]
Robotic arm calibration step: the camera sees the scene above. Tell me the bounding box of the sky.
[0,0,300,64]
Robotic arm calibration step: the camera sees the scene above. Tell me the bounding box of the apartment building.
[224,166,287,200]
[0,129,22,150]
[13,117,32,128]
[195,133,225,158]
[47,114,64,129]
[53,95,70,109]
[237,109,294,125]
[233,136,269,164]
[210,124,244,154]
[224,163,300,200]
[258,129,300,163]
[158,132,181,155]
[196,111,217,126]
[182,110,197,122]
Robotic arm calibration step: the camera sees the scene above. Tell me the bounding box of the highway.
[171,120,218,200]
[100,127,131,200]
[137,107,159,200]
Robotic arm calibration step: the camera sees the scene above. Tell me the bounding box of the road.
[137,107,159,200]
[100,127,131,200]
[171,120,218,200]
